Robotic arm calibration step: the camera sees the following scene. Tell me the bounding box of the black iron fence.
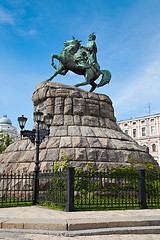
[1,167,160,211]
[74,168,139,210]
[38,170,68,209]
[145,169,160,207]
[0,171,34,207]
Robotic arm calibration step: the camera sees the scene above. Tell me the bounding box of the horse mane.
[61,42,80,55]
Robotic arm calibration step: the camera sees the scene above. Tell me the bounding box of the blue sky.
[0,0,160,130]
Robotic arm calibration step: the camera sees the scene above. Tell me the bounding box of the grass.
[38,202,66,211]
[0,200,34,208]
[74,196,140,211]
[1,197,160,211]
[37,194,160,211]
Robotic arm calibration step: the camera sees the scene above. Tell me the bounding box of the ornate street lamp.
[17,111,53,204]
[17,115,28,130]
[44,114,53,129]
[34,110,43,122]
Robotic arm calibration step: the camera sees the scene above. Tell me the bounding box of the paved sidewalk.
[1,232,160,240]
[1,206,160,237]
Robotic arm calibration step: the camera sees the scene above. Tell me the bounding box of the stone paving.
[1,206,160,238]
[1,206,160,222]
[1,232,160,240]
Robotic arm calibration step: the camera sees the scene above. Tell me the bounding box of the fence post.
[138,169,147,209]
[66,167,75,212]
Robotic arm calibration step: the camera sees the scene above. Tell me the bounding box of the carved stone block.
[73,105,85,116]
[87,103,99,117]
[72,136,89,148]
[96,149,107,162]
[64,115,74,125]
[73,115,81,125]
[59,137,72,148]
[75,148,87,160]
[55,88,70,97]
[59,148,75,160]
[64,97,72,115]
[46,149,59,161]
[80,126,95,137]
[91,127,106,137]
[81,116,99,127]
[52,115,64,126]
[47,137,60,148]
[87,137,102,148]
[54,97,64,114]
[86,148,97,161]
[68,126,81,136]
[55,126,68,136]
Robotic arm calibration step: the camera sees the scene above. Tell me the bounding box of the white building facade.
[118,113,160,164]
[0,115,18,140]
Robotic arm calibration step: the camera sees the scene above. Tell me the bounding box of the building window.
[133,121,136,125]
[152,143,156,152]
[151,126,155,135]
[124,123,128,126]
[141,120,145,124]
[133,129,136,137]
[142,127,146,136]
[150,118,154,122]
[124,129,128,135]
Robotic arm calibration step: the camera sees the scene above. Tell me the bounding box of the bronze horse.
[46,37,111,92]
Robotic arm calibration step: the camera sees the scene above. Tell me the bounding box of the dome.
[0,115,12,125]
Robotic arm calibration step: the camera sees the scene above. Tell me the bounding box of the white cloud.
[16,28,39,37]
[28,29,38,36]
[0,6,39,37]
[114,59,160,119]
[0,7,15,25]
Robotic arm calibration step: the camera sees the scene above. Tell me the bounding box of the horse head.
[64,37,81,47]
[63,37,81,55]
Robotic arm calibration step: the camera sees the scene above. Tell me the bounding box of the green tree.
[0,131,14,153]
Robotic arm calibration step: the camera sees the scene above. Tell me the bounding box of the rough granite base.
[0,82,157,172]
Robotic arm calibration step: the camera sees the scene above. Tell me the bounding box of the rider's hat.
[89,33,96,40]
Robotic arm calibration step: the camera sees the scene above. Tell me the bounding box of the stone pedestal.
[0,82,157,172]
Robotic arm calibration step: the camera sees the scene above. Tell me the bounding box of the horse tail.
[97,70,111,88]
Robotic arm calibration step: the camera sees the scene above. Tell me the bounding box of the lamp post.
[17,111,53,204]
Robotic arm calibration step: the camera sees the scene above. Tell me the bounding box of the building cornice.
[118,113,160,123]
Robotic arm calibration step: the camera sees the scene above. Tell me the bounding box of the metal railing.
[74,168,139,210]
[145,169,160,208]
[38,170,68,208]
[0,171,34,206]
[36,167,160,211]
[1,167,160,211]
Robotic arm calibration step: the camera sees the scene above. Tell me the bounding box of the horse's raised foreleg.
[46,65,66,82]
[51,54,59,70]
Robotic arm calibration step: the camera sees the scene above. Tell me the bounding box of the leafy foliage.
[39,154,160,211]
[53,153,70,172]
[0,131,14,153]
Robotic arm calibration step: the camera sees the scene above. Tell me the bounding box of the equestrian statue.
[46,33,111,92]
